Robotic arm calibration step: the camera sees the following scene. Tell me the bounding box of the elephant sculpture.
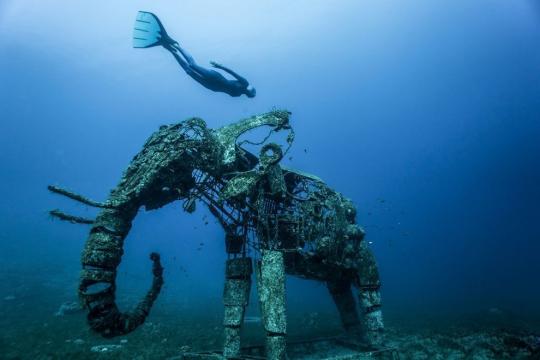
[49,110,384,359]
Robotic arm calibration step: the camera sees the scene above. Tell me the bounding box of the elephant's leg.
[326,277,363,339]
[353,241,384,347]
[256,250,287,360]
[222,257,252,358]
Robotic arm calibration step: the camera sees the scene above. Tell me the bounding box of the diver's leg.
[327,277,363,339]
[353,241,384,347]
[257,250,287,360]
[168,50,194,75]
[170,43,228,80]
[173,43,196,66]
[168,50,210,86]
[223,257,252,358]
[168,46,218,84]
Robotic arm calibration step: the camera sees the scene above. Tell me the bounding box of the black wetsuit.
[165,43,255,98]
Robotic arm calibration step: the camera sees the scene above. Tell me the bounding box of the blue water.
[1,1,540,358]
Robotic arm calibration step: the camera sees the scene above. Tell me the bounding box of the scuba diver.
[133,11,256,98]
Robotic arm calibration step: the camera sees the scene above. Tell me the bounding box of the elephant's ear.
[220,171,260,200]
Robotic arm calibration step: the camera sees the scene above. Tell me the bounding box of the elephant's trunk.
[78,205,164,337]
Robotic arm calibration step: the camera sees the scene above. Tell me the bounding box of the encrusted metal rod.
[49,209,94,225]
[47,185,114,209]
[198,187,241,225]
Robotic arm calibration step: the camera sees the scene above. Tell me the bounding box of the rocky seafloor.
[1,297,539,360]
[384,326,540,359]
[1,266,539,359]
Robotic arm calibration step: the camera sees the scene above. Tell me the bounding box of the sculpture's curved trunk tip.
[83,251,164,338]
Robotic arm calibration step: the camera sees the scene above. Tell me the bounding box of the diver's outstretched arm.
[210,61,248,86]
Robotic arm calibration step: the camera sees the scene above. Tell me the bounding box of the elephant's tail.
[78,207,164,337]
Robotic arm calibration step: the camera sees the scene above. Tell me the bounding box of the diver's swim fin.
[133,11,174,48]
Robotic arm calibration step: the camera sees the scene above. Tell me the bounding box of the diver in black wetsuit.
[166,43,256,98]
[133,11,256,98]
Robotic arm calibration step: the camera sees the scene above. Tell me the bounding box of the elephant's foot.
[359,289,384,348]
[327,278,364,344]
[360,308,384,348]
[222,257,252,358]
[266,334,287,360]
[257,250,287,360]
[223,326,241,358]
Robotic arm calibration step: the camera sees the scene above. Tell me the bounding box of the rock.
[90,344,123,353]
[54,301,82,316]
